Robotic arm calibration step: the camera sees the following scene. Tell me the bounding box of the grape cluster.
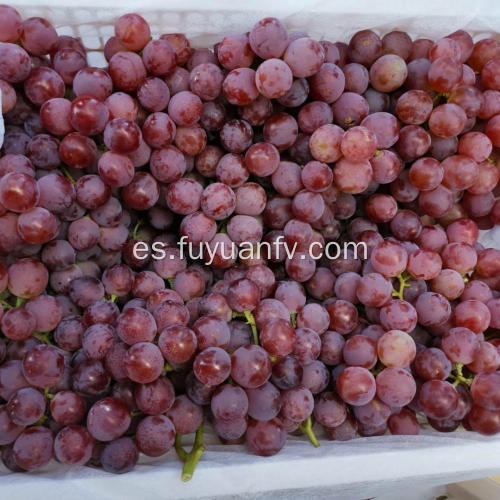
[0,5,500,480]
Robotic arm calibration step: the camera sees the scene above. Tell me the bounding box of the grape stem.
[163,363,174,373]
[60,165,76,185]
[434,92,451,103]
[290,313,297,328]
[450,363,474,387]
[43,387,54,400]
[299,417,320,448]
[167,278,175,290]
[0,299,13,310]
[392,272,411,300]
[174,434,188,462]
[15,297,24,308]
[217,219,228,234]
[110,294,117,303]
[132,219,143,239]
[244,310,259,345]
[34,414,48,426]
[35,332,52,345]
[174,424,206,482]
[370,361,385,376]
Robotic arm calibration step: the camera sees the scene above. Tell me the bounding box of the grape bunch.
[0,5,500,480]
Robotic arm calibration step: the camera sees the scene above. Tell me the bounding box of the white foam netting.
[4,0,500,63]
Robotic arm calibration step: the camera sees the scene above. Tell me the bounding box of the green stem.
[0,299,13,310]
[163,363,174,373]
[449,363,474,387]
[34,414,48,426]
[392,272,411,300]
[290,313,297,328]
[35,332,52,345]
[244,310,259,345]
[167,278,175,290]
[110,294,117,303]
[217,219,228,234]
[486,157,495,165]
[60,165,76,185]
[299,417,320,448]
[130,410,143,418]
[132,219,143,239]
[370,361,385,377]
[15,297,24,308]
[43,387,54,400]
[434,92,451,103]
[175,434,188,462]
[175,425,206,482]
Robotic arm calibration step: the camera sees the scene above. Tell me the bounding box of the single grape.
[50,390,86,425]
[135,415,175,457]
[54,425,93,466]
[336,366,376,406]
[249,17,288,59]
[377,330,416,367]
[231,345,272,389]
[211,384,248,421]
[100,437,139,474]
[13,426,54,471]
[86,397,131,442]
[193,347,231,386]
[419,380,459,420]
[370,54,408,92]
[166,395,203,435]
[376,367,416,407]
[246,419,286,457]
[387,409,419,435]
[314,391,347,428]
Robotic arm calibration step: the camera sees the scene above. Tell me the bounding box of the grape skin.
[0,11,500,478]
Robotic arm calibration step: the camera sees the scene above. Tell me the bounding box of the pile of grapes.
[0,5,499,480]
